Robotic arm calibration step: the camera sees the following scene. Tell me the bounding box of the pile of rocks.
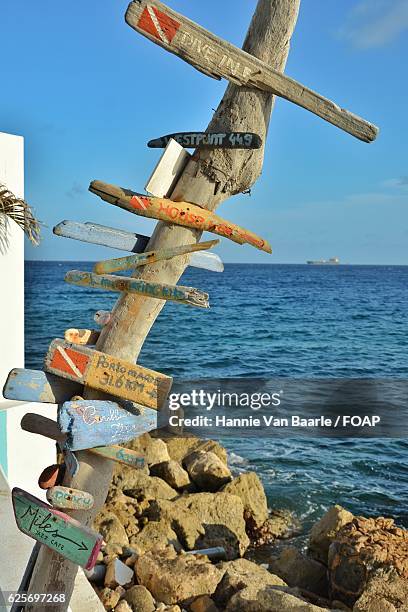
[88,434,407,611]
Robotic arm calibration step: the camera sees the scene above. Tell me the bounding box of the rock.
[252,510,296,545]
[331,601,351,611]
[222,472,268,528]
[123,585,155,612]
[225,585,331,611]
[147,492,249,558]
[114,602,133,612]
[183,451,231,492]
[135,549,223,605]
[125,432,170,465]
[189,595,219,612]
[104,558,134,588]
[269,546,328,597]
[129,520,181,555]
[214,558,286,608]
[150,460,190,490]
[104,543,123,557]
[114,468,178,501]
[162,435,227,464]
[99,587,120,610]
[328,516,408,607]
[93,512,129,547]
[147,499,205,551]
[309,505,354,564]
[352,568,408,611]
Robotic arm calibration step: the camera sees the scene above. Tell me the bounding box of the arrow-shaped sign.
[12,488,102,570]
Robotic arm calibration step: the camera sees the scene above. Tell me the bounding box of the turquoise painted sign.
[12,488,102,569]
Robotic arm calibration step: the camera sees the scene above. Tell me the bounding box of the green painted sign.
[12,488,102,569]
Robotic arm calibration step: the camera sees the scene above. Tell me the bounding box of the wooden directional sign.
[53,220,150,253]
[148,132,262,149]
[89,181,271,253]
[145,137,190,198]
[65,270,210,309]
[46,487,94,511]
[89,445,145,469]
[44,339,172,410]
[53,220,223,272]
[125,0,378,143]
[3,368,83,404]
[12,488,102,570]
[58,399,157,451]
[93,239,218,274]
[64,329,100,346]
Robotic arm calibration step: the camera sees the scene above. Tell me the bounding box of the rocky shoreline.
[88,433,408,611]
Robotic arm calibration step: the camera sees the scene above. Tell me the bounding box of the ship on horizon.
[307,256,340,265]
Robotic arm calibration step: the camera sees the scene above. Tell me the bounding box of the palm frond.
[0,183,41,245]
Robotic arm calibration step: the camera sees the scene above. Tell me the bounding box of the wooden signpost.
[148,132,262,149]
[46,487,94,511]
[89,445,145,469]
[3,368,83,405]
[89,181,272,252]
[65,270,210,308]
[12,488,102,570]
[44,339,172,410]
[53,221,223,272]
[93,239,218,274]
[125,0,378,143]
[58,399,157,451]
[23,0,379,605]
[64,329,100,345]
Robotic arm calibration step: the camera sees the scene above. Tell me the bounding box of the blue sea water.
[25,262,408,538]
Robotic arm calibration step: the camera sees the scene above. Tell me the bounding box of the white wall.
[0,131,56,496]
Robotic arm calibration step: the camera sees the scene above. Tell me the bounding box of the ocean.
[25,262,408,543]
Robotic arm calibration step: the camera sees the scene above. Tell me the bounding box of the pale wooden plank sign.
[53,220,224,272]
[65,270,210,308]
[89,445,145,469]
[46,487,94,511]
[58,399,157,450]
[3,368,83,404]
[44,339,172,410]
[145,137,190,197]
[93,239,218,274]
[89,180,272,253]
[12,488,103,570]
[148,132,262,149]
[125,0,378,142]
[53,220,150,253]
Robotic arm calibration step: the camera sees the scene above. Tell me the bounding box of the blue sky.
[2,0,407,264]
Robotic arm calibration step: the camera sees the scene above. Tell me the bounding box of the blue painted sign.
[58,400,156,451]
[3,368,82,405]
[53,221,223,272]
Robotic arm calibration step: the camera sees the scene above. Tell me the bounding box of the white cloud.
[381,177,408,189]
[340,0,408,49]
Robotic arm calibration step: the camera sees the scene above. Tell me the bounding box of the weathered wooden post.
[26,0,300,607]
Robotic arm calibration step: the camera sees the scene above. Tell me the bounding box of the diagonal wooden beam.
[126,0,378,142]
